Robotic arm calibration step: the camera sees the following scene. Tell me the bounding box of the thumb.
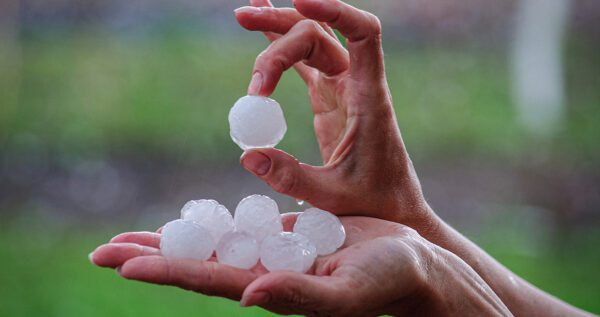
[240,272,351,315]
[240,148,333,202]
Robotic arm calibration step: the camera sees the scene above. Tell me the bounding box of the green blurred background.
[0,0,599,316]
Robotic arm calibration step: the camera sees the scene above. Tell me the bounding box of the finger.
[247,0,339,40]
[249,0,273,8]
[119,255,258,301]
[236,5,338,40]
[90,243,160,268]
[237,6,316,85]
[110,232,161,248]
[293,0,384,80]
[246,0,282,43]
[241,271,351,315]
[240,148,337,203]
[247,19,348,96]
[237,5,340,84]
[281,212,300,231]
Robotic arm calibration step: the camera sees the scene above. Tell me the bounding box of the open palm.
[92,216,431,316]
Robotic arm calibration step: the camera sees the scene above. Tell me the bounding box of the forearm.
[422,243,513,317]
[421,212,592,317]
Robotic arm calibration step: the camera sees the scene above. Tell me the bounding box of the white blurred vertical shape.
[512,0,570,135]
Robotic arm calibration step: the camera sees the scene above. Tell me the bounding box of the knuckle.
[269,166,297,194]
[195,263,217,296]
[287,290,308,306]
[295,19,321,35]
[283,293,328,316]
[255,48,286,73]
[364,12,382,36]
[254,50,268,67]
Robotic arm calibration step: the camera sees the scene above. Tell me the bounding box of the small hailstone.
[260,232,317,273]
[234,194,283,242]
[228,95,287,150]
[160,219,215,261]
[216,231,259,269]
[180,199,234,243]
[293,207,346,256]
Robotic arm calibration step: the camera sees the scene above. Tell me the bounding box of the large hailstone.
[160,219,215,260]
[234,194,283,242]
[293,208,346,256]
[181,199,234,243]
[216,231,259,269]
[228,95,287,150]
[260,232,317,273]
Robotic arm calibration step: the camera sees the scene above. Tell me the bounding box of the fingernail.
[88,252,95,264]
[234,6,262,14]
[241,151,271,176]
[248,72,263,96]
[240,291,270,307]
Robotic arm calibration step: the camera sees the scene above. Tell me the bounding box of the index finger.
[293,0,384,80]
[248,0,339,40]
[119,255,260,301]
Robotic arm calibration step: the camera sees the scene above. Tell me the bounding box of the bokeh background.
[1,0,599,316]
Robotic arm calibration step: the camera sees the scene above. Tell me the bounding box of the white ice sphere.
[216,231,259,269]
[234,194,283,242]
[228,95,287,150]
[260,232,317,273]
[160,219,215,260]
[180,199,234,243]
[293,208,346,256]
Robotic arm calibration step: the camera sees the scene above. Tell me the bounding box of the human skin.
[234,0,593,316]
[90,215,512,316]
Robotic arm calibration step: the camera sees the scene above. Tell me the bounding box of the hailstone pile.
[228,95,287,150]
[160,194,346,273]
[158,95,346,273]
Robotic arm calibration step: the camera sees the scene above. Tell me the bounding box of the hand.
[90,216,511,316]
[235,0,433,231]
[232,2,592,316]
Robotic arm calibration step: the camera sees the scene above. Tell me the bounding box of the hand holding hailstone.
[90,0,592,316]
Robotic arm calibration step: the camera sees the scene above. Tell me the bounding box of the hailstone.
[216,231,259,269]
[181,199,234,243]
[228,95,287,150]
[234,194,283,242]
[293,208,346,256]
[260,232,317,273]
[160,219,215,261]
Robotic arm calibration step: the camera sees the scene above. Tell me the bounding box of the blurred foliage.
[482,233,600,314]
[1,30,599,316]
[1,31,599,164]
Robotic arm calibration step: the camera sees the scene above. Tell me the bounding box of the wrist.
[394,201,444,243]
[382,230,445,316]
[420,243,513,317]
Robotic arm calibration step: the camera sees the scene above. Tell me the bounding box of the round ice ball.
[160,219,215,261]
[234,194,283,243]
[181,199,234,243]
[216,231,260,269]
[293,208,346,256]
[260,232,317,273]
[228,95,287,150]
